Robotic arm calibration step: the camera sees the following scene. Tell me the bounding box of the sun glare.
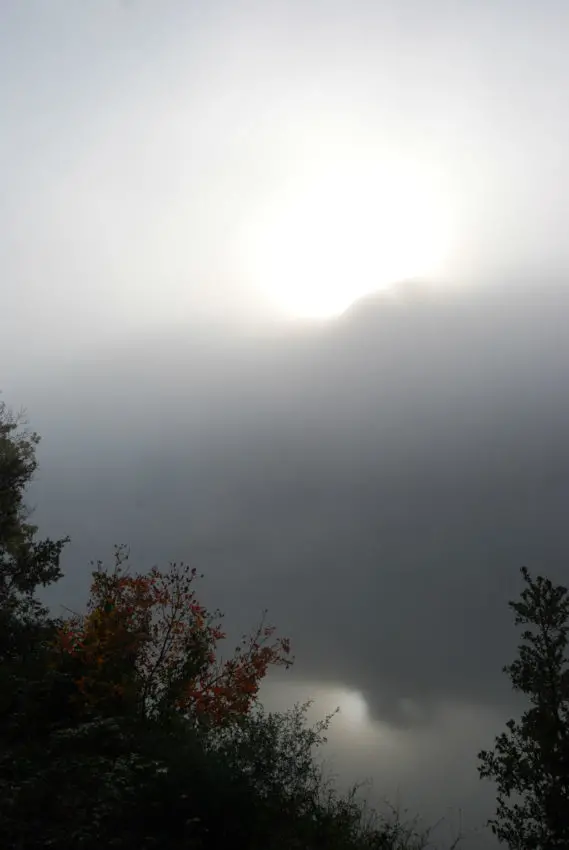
[240,159,451,320]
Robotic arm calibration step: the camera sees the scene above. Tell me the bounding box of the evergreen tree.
[479,567,569,849]
[0,399,68,629]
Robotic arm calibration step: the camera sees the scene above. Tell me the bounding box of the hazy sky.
[3,2,569,846]
[3,0,569,353]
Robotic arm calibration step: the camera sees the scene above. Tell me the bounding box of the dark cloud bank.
[12,278,569,842]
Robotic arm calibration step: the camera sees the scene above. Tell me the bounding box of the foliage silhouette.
[0,395,461,849]
[479,567,569,849]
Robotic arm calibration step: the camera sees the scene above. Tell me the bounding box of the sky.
[3,1,569,845]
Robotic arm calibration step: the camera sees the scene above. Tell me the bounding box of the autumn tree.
[0,395,449,850]
[478,567,569,849]
[51,545,293,727]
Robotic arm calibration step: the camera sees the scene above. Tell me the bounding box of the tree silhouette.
[479,567,569,849]
[0,399,68,629]
[0,393,460,849]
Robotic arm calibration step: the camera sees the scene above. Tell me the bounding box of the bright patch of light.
[332,688,369,727]
[240,158,452,320]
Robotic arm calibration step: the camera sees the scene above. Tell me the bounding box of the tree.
[50,545,293,726]
[0,398,68,627]
[0,399,72,845]
[0,395,456,849]
[203,701,442,850]
[478,567,569,849]
[0,398,69,738]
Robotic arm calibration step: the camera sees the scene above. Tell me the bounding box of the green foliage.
[0,399,68,625]
[205,701,441,850]
[478,567,569,848]
[0,399,71,738]
[0,702,442,850]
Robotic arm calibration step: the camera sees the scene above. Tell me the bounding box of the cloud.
[15,278,567,849]
[28,281,569,725]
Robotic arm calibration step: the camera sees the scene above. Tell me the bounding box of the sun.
[240,159,451,320]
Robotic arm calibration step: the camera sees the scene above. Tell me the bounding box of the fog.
[5,280,567,844]
[3,2,569,845]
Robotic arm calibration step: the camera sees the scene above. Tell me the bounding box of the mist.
[5,279,566,843]
[3,1,569,845]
